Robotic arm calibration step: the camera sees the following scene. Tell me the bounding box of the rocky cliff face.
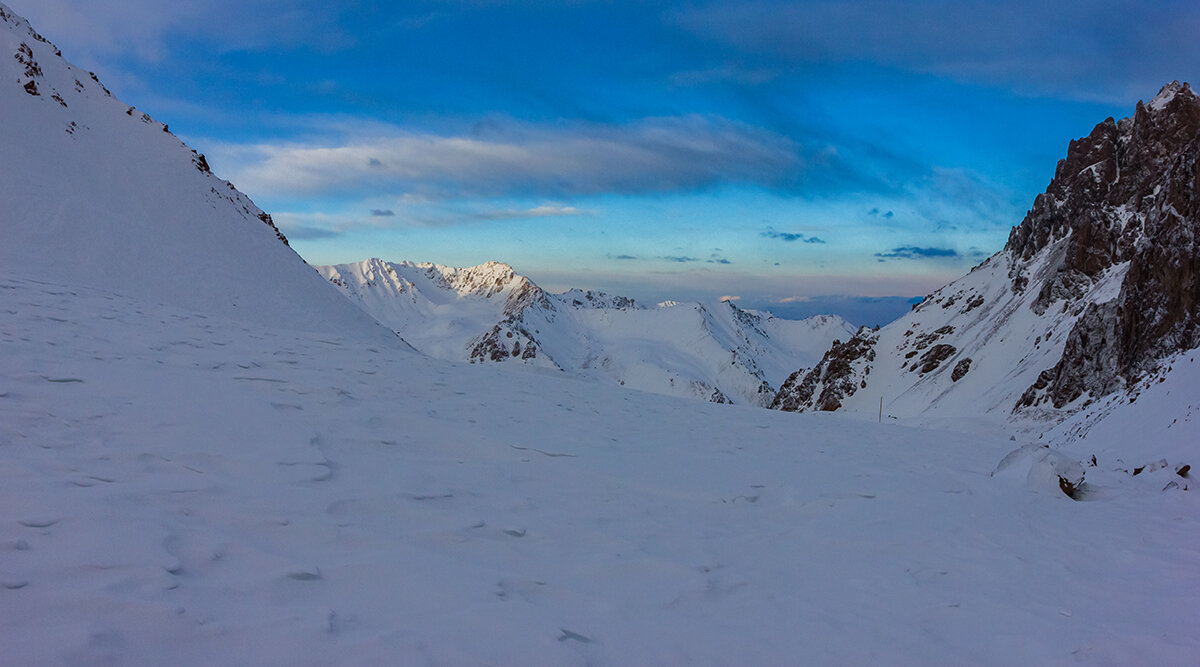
[1013,81,1200,409]
[772,82,1200,424]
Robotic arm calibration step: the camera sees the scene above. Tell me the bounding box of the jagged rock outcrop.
[771,82,1200,425]
[771,330,878,412]
[1014,81,1200,409]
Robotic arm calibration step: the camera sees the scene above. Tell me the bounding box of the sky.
[14,0,1200,325]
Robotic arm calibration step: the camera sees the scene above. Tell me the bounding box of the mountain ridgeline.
[316,258,855,406]
[0,3,389,339]
[772,82,1200,423]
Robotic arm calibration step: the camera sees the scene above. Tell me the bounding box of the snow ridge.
[0,2,388,338]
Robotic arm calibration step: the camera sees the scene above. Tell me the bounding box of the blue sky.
[17,1,1200,324]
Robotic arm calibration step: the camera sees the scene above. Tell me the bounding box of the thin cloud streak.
[875,246,960,260]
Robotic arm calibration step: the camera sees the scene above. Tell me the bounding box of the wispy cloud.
[662,256,701,263]
[868,208,895,219]
[669,64,778,88]
[761,228,826,244]
[277,225,344,240]
[370,209,395,217]
[214,116,800,200]
[609,254,639,261]
[719,295,741,302]
[470,205,590,221]
[874,246,959,260]
[18,1,357,63]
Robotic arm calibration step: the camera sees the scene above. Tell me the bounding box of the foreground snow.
[2,273,1196,665]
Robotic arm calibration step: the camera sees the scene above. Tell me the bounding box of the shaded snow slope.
[2,272,1197,665]
[318,258,855,406]
[0,4,388,338]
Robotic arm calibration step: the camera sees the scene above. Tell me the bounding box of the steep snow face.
[774,82,1200,436]
[0,3,388,339]
[317,258,855,405]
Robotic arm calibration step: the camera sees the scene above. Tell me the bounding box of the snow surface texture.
[2,3,1198,663]
[3,274,1198,665]
[317,258,855,406]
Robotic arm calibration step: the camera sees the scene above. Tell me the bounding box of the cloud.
[370,209,395,217]
[776,295,813,304]
[874,246,960,260]
[671,0,1200,103]
[707,258,732,265]
[761,227,826,244]
[215,116,800,201]
[661,256,700,263]
[719,295,741,302]
[868,208,895,219]
[669,64,778,88]
[610,254,639,260]
[17,1,357,62]
[276,225,344,240]
[470,205,590,220]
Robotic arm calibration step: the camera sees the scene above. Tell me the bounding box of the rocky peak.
[1011,82,1200,410]
[1147,80,1191,111]
[1006,82,1200,279]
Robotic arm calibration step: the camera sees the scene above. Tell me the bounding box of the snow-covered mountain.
[773,82,1200,438]
[316,258,855,405]
[0,4,388,339]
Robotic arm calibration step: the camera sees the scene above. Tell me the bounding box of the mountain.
[317,258,855,406]
[772,82,1200,436]
[0,4,389,339]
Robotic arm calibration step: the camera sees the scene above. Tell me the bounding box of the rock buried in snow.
[992,444,1086,499]
[951,357,972,382]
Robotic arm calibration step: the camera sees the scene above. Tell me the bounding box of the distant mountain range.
[316,258,855,406]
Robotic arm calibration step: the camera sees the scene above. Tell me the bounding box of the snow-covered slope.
[317,258,855,406]
[0,4,388,338]
[773,82,1200,439]
[4,269,1198,666]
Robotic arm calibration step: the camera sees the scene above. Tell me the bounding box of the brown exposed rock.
[771,330,878,412]
[951,358,972,382]
[915,344,956,375]
[1012,82,1200,411]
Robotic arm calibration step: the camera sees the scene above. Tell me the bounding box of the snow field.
[2,274,1197,665]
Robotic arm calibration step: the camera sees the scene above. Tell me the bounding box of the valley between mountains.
[1,3,1197,664]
